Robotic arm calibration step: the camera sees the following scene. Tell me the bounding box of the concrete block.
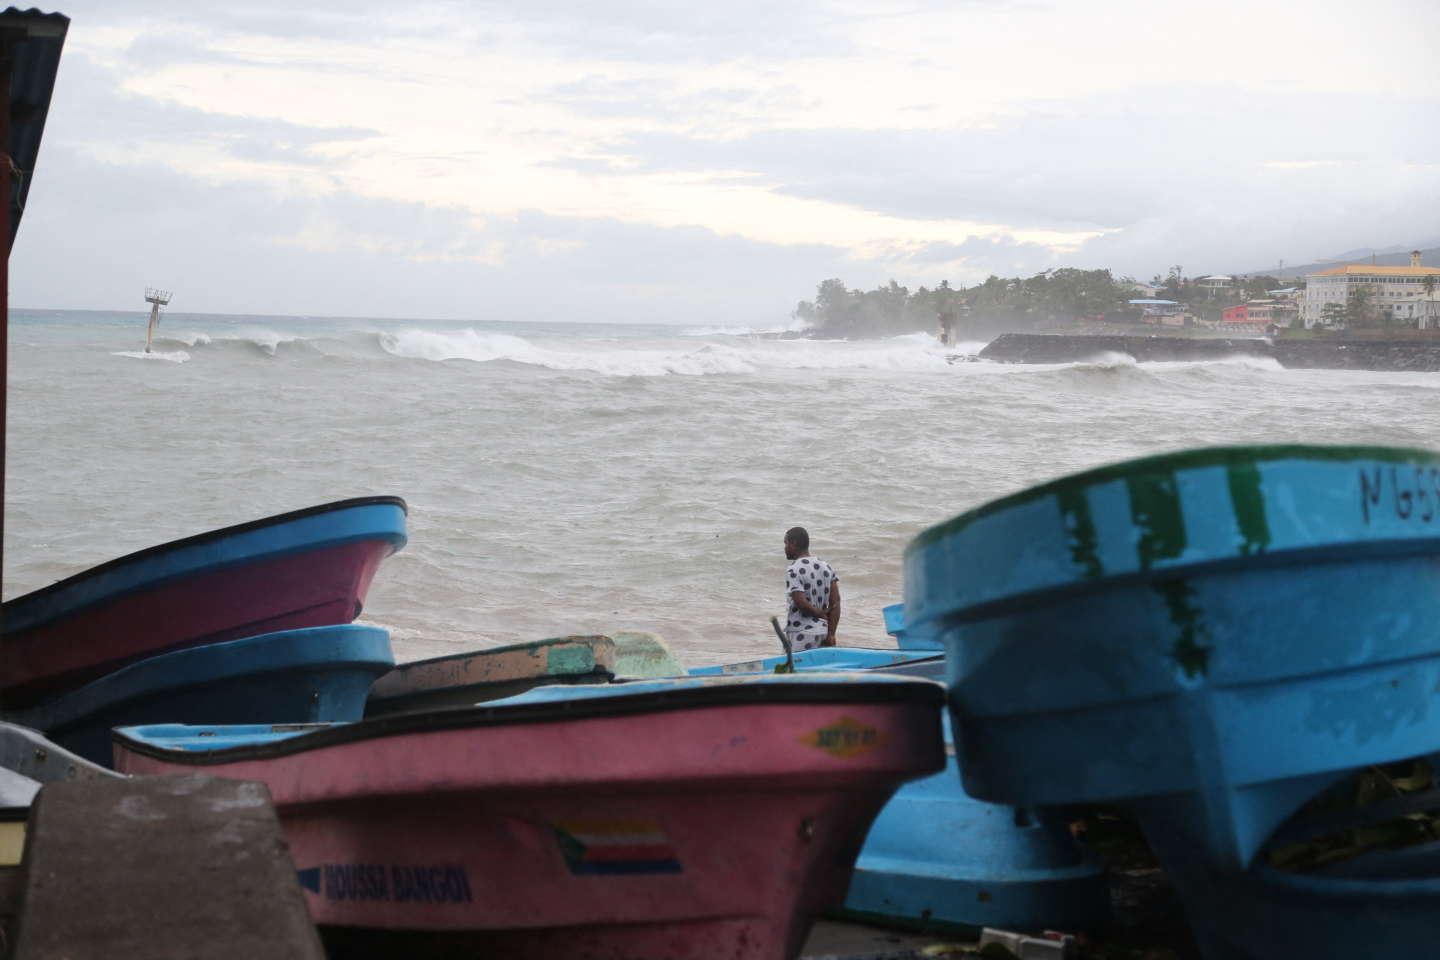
[978,926,1075,959]
[11,774,323,960]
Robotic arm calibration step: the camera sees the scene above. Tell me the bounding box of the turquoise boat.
[2,625,393,765]
[905,444,1440,870]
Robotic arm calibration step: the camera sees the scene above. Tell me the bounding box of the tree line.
[794,267,1294,338]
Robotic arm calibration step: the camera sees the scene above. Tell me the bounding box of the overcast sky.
[10,0,1438,323]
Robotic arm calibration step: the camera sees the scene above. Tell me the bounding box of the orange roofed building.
[1301,251,1440,328]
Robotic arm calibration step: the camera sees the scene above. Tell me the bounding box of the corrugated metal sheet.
[1,7,68,247]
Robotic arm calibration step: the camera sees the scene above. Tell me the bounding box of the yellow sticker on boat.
[799,716,885,758]
[0,821,25,866]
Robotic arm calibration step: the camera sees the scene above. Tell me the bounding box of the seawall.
[977,334,1440,373]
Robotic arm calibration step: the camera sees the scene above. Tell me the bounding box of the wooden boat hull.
[904,445,1440,869]
[365,635,614,717]
[114,674,945,960]
[2,497,406,707]
[4,625,394,765]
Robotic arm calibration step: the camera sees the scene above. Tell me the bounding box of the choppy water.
[6,309,1440,667]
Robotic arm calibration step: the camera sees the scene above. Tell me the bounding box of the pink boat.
[114,674,945,959]
[1,497,407,707]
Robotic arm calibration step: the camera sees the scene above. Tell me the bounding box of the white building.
[1302,251,1440,328]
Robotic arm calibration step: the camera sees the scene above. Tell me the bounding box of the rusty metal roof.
[1,7,68,248]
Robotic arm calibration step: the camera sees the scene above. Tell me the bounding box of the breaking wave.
[113,349,190,363]
[373,327,957,376]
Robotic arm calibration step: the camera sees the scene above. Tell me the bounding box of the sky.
[10,0,1439,324]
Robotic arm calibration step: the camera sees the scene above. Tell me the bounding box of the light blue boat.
[1,624,393,766]
[882,603,943,651]
[904,444,1440,870]
[687,645,932,675]
[697,641,1109,934]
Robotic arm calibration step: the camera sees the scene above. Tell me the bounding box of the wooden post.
[1,37,12,589]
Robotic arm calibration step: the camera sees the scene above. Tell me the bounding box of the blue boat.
[697,644,1109,934]
[904,444,1440,870]
[1,625,393,766]
[1144,819,1440,959]
[881,603,943,651]
[688,645,932,676]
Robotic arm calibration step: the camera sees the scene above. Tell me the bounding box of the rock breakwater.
[978,334,1440,373]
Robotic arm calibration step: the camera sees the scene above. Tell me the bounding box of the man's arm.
[825,581,841,646]
[790,590,827,621]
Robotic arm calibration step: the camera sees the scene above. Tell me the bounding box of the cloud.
[21,0,1440,316]
[50,52,380,169]
[10,145,866,324]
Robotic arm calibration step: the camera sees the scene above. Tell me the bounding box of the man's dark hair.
[785,526,810,551]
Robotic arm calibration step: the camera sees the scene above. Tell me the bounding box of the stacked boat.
[0,499,949,960]
[1,497,409,763]
[9,443,1440,958]
[903,444,1440,957]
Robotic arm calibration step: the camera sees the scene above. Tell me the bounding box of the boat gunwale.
[905,443,1440,558]
[114,677,946,766]
[370,635,618,700]
[2,495,408,614]
[8,624,394,731]
[907,534,1440,630]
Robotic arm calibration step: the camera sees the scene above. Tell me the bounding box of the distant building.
[1195,275,1234,296]
[1129,298,1189,326]
[1127,281,1160,298]
[1222,300,1298,327]
[1302,251,1440,328]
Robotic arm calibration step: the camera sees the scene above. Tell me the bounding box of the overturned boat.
[904,444,1440,870]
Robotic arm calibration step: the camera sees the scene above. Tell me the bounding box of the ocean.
[5,308,1440,668]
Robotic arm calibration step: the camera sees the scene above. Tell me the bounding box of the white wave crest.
[113,349,190,363]
[1069,351,1140,371]
[231,328,303,356]
[377,328,958,376]
[681,321,807,337]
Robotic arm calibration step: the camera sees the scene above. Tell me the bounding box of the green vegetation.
[794,269,1135,338]
[794,266,1296,338]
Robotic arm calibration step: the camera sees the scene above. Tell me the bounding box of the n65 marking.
[1359,466,1440,524]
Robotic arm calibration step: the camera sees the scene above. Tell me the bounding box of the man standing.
[783,526,840,651]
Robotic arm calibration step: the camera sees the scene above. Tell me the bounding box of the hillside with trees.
[794,269,1137,339]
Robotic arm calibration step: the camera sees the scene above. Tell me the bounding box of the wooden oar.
[769,616,795,674]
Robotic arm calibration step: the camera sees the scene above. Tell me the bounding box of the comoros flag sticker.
[553,819,683,875]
